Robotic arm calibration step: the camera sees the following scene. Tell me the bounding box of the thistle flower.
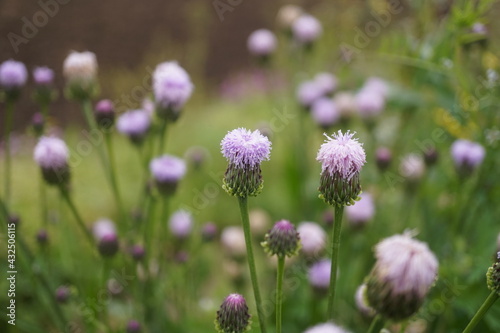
[149,154,186,196]
[221,226,246,257]
[355,90,385,120]
[262,220,301,258]
[303,322,351,333]
[201,222,218,241]
[55,286,71,303]
[129,245,145,261]
[247,29,277,58]
[311,98,340,129]
[126,320,141,333]
[451,139,485,176]
[345,192,375,227]
[153,61,194,121]
[116,109,151,144]
[297,80,324,108]
[276,5,303,30]
[292,14,322,45]
[215,294,251,333]
[297,222,327,256]
[0,60,27,101]
[63,51,98,100]
[375,147,392,171]
[355,284,375,317]
[400,154,425,182]
[33,136,70,186]
[32,113,45,137]
[314,72,338,96]
[0,60,28,89]
[93,219,119,257]
[487,252,500,295]
[308,259,332,291]
[221,128,271,197]
[168,210,193,239]
[471,22,488,35]
[94,99,115,129]
[317,130,366,207]
[363,77,389,98]
[33,66,54,86]
[366,233,438,321]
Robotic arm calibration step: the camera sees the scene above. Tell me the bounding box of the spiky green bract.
[261,220,301,258]
[318,171,361,207]
[215,294,251,333]
[223,164,264,197]
[487,252,500,295]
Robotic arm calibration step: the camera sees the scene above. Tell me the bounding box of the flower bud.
[116,109,151,145]
[169,210,193,239]
[215,294,251,333]
[149,155,186,196]
[262,220,301,258]
[33,136,70,186]
[94,99,115,129]
[375,147,392,171]
[487,252,500,295]
[247,29,277,62]
[63,51,98,101]
[292,14,322,46]
[451,139,485,177]
[93,219,119,257]
[0,59,27,102]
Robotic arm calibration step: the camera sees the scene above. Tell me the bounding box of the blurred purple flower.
[116,109,151,143]
[451,139,485,172]
[221,128,271,168]
[33,66,54,86]
[0,60,28,89]
[292,14,322,44]
[311,98,340,128]
[345,192,375,227]
[153,61,193,113]
[169,210,193,239]
[247,29,277,57]
[308,259,332,290]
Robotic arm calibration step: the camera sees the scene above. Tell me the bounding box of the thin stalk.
[367,314,386,333]
[39,177,49,227]
[4,101,14,205]
[104,131,127,223]
[276,256,285,333]
[237,196,267,333]
[59,187,94,248]
[327,205,344,319]
[462,291,499,333]
[157,119,168,155]
[81,100,110,176]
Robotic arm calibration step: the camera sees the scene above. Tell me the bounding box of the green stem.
[157,119,168,155]
[462,291,499,333]
[81,99,110,175]
[104,131,127,223]
[39,177,49,227]
[237,196,267,333]
[327,205,344,319]
[276,256,285,333]
[59,187,94,248]
[4,101,14,205]
[367,314,386,333]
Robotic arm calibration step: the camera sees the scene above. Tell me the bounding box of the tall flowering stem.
[276,256,285,333]
[59,187,94,248]
[3,101,13,204]
[316,130,366,319]
[221,128,271,333]
[238,197,267,333]
[367,314,385,333]
[327,205,344,318]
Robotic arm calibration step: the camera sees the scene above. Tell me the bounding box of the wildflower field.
[1,1,500,333]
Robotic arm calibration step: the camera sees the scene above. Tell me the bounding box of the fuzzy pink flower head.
[451,139,485,169]
[346,192,375,226]
[34,136,70,169]
[297,80,324,107]
[63,51,97,83]
[93,219,117,241]
[247,29,277,56]
[314,72,338,96]
[374,233,438,299]
[292,14,322,44]
[33,66,55,86]
[221,128,271,168]
[0,59,28,89]
[303,322,351,333]
[297,222,327,256]
[308,259,332,290]
[149,154,186,183]
[169,210,193,239]
[311,98,340,128]
[317,130,366,179]
[153,61,194,111]
[116,109,151,138]
[400,153,425,181]
[355,90,385,119]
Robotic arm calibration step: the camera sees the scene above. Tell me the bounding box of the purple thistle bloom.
[0,60,28,89]
[153,61,194,120]
[375,147,392,171]
[297,222,327,256]
[129,244,145,261]
[33,66,55,86]
[247,29,277,57]
[317,131,366,206]
[169,210,193,239]
[126,320,141,333]
[34,136,70,186]
[297,80,323,108]
[221,128,271,168]
[150,154,186,195]
[292,14,322,45]
[116,109,151,144]
[314,72,338,96]
[221,128,271,197]
[345,192,375,227]
[202,222,218,241]
[363,77,389,97]
[451,139,485,176]
[366,233,438,320]
[308,259,332,291]
[472,22,488,35]
[317,131,366,179]
[311,98,340,129]
[355,90,385,119]
[93,219,119,257]
[94,99,115,129]
[215,294,251,333]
